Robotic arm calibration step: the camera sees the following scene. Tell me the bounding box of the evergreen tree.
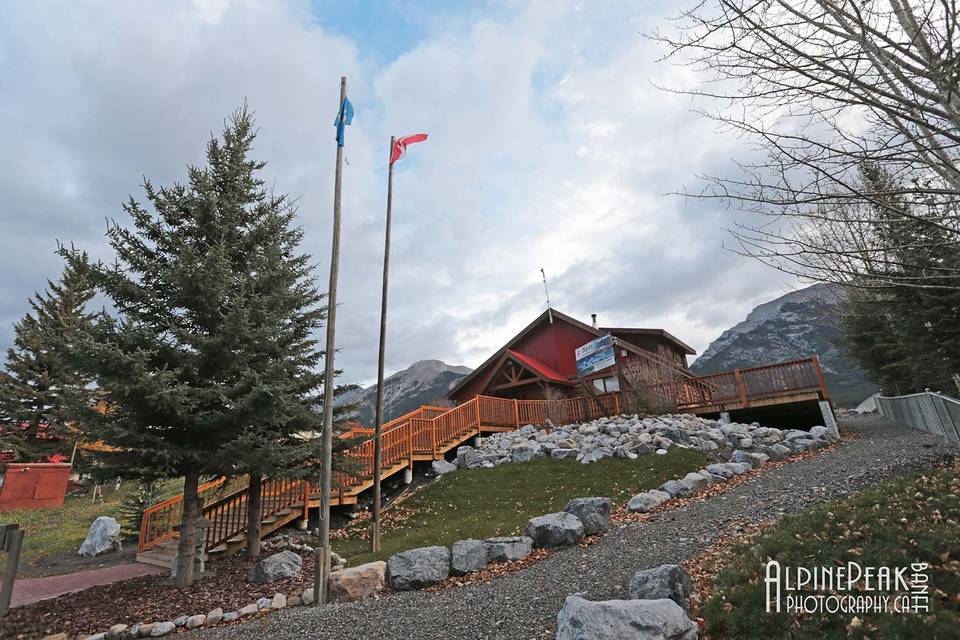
[841,164,960,394]
[0,259,95,457]
[63,108,343,586]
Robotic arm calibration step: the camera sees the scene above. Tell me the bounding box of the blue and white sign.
[575,334,616,377]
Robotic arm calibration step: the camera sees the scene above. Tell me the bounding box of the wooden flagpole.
[371,136,396,552]
[317,75,347,606]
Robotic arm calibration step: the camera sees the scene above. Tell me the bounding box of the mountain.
[690,284,876,406]
[336,359,472,426]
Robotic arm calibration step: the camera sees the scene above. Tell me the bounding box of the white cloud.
[0,0,799,388]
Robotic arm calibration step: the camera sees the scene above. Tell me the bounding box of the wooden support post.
[0,524,24,617]
[812,355,830,402]
[513,398,520,428]
[734,368,748,408]
[475,397,481,430]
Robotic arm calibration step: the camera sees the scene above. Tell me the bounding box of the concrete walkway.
[11,563,163,608]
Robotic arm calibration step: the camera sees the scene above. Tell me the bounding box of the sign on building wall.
[575,334,616,377]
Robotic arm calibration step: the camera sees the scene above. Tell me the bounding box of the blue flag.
[335,96,354,147]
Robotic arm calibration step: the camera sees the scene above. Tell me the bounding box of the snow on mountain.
[690,284,875,406]
[335,359,471,426]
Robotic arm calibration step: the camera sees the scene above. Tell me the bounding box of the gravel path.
[195,418,957,640]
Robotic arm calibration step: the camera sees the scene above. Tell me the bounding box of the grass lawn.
[1,478,181,576]
[335,447,709,566]
[702,464,960,639]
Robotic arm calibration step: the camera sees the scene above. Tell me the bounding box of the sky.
[0,0,801,387]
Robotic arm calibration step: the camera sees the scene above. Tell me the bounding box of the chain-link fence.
[877,391,960,442]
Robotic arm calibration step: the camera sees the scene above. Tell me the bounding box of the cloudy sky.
[0,0,800,387]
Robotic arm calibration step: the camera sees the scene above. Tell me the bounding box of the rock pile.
[449,413,835,469]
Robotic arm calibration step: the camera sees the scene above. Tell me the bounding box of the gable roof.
[447,308,696,398]
[448,308,597,398]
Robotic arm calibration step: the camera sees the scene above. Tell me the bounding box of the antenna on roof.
[540,267,553,323]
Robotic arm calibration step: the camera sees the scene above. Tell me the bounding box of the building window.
[592,376,620,393]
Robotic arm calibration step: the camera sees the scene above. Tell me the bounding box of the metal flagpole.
[318,75,347,605]
[371,136,396,552]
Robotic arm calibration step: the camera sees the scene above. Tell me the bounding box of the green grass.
[335,447,709,566]
[1,478,181,571]
[702,464,960,639]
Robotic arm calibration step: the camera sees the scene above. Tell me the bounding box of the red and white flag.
[390,133,428,165]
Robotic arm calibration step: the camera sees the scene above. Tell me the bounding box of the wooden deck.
[136,357,829,569]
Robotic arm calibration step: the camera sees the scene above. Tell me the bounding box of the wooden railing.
[138,358,827,556]
[676,356,828,411]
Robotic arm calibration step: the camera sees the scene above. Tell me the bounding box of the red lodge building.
[447,308,696,404]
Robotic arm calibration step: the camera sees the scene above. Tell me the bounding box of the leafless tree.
[654,0,960,289]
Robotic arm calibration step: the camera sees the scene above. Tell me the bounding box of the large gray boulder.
[387,545,450,590]
[526,512,584,547]
[551,448,579,460]
[555,595,698,640]
[432,459,457,475]
[484,536,533,563]
[658,480,690,499]
[678,472,709,494]
[563,497,611,536]
[704,462,751,479]
[79,516,122,557]
[629,564,696,614]
[247,550,303,583]
[450,539,487,575]
[627,489,671,513]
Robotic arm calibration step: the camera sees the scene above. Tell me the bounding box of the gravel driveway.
[194,418,957,640]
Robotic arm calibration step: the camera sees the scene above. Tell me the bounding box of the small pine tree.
[118,481,163,538]
[0,259,95,455]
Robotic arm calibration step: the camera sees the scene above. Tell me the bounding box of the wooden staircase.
[136,393,623,569]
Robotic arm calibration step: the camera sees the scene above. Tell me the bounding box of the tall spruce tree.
[63,109,341,586]
[0,259,95,457]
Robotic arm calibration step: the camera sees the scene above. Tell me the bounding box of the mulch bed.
[1,551,320,640]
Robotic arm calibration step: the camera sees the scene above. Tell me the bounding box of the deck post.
[819,400,839,437]
[734,368,748,408]
[513,398,520,428]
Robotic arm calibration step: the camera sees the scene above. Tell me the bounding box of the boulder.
[627,489,671,513]
[809,425,835,440]
[555,595,698,640]
[256,597,272,610]
[629,564,696,614]
[300,587,315,606]
[387,546,450,590]
[270,593,287,609]
[678,472,708,494]
[525,512,584,547]
[185,615,206,630]
[149,622,175,637]
[483,536,533,563]
[106,624,128,639]
[238,603,258,618]
[78,516,122,557]
[551,448,579,460]
[456,445,479,468]
[135,623,155,637]
[729,449,758,467]
[329,560,387,602]
[221,612,240,623]
[704,462,751,479]
[450,539,488,575]
[247,550,303,583]
[658,480,690,499]
[563,497,611,536]
[431,459,457,475]
[205,608,223,626]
